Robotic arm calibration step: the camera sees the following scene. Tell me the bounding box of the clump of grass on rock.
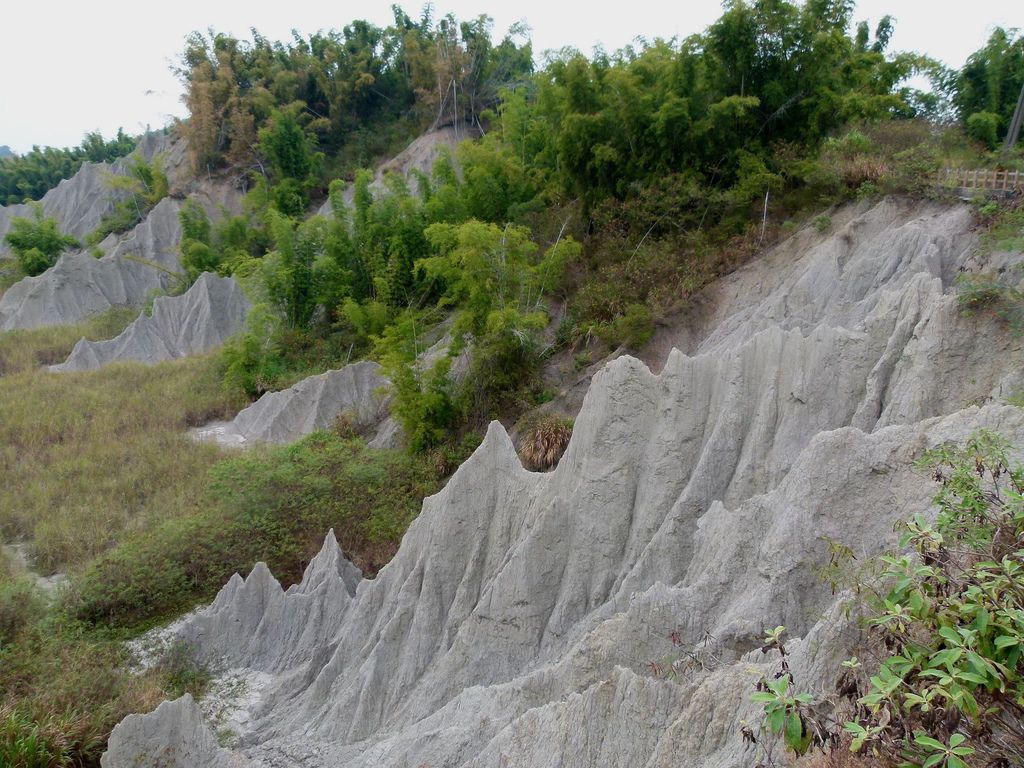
[518,414,573,471]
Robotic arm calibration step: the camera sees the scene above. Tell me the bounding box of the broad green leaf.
[939,626,963,646]
[784,713,803,751]
[973,609,989,633]
[955,671,987,685]
[914,735,946,750]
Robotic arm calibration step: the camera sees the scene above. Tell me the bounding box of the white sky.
[0,1,1019,153]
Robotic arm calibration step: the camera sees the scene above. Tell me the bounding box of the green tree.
[953,28,1024,145]
[257,104,323,218]
[262,211,328,327]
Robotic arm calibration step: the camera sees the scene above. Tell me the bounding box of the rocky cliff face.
[103,198,1024,768]
[0,132,181,245]
[190,361,394,449]
[0,133,240,331]
[48,272,250,372]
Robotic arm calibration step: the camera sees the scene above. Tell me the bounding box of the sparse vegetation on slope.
[3,2,1024,764]
[83,154,169,246]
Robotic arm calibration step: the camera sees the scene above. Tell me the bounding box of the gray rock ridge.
[102,694,240,768]
[0,130,179,246]
[177,529,362,675]
[0,197,184,331]
[48,273,250,372]
[104,199,1024,767]
[191,361,393,448]
[0,184,243,331]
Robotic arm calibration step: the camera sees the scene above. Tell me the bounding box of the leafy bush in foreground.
[844,432,1024,767]
[748,431,1024,768]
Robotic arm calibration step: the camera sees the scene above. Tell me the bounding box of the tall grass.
[0,354,241,573]
[0,567,181,768]
[0,325,239,765]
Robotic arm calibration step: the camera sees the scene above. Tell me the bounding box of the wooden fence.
[937,168,1023,194]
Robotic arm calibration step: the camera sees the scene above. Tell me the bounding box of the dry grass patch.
[518,414,573,471]
[0,353,241,573]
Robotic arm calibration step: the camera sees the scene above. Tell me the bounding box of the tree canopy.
[950,27,1024,147]
[0,130,136,206]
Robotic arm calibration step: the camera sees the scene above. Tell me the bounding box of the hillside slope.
[103,198,1024,767]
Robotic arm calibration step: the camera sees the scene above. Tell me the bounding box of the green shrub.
[748,431,1024,768]
[841,431,1024,767]
[2,205,79,277]
[596,303,655,349]
[220,307,289,398]
[750,627,816,759]
[965,111,1001,149]
[813,214,832,232]
[956,273,1005,311]
[854,181,880,200]
[178,200,263,282]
